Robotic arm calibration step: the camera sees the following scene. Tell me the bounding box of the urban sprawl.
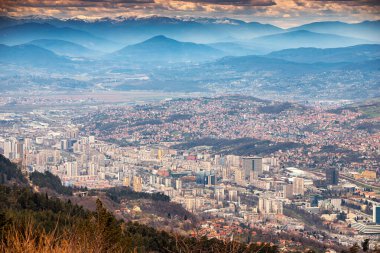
[1,95,379,250]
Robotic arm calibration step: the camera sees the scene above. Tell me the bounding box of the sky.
[1,0,379,27]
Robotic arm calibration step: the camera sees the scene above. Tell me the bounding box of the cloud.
[2,0,155,8]
[1,0,379,27]
[174,0,276,7]
[311,0,380,7]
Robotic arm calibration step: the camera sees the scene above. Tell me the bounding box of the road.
[309,171,380,192]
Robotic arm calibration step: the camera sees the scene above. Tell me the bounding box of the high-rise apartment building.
[3,140,13,159]
[258,197,283,215]
[283,184,293,199]
[133,176,143,192]
[88,162,98,176]
[326,168,339,185]
[293,177,305,196]
[175,179,182,190]
[235,168,244,184]
[228,190,238,202]
[66,161,78,177]
[123,177,130,187]
[374,206,380,224]
[207,174,216,186]
[214,187,225,202]
[242,157,262,179]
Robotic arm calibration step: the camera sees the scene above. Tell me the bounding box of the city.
[0,95,379,251]
[0,0,379,252]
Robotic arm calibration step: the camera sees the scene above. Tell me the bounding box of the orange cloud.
[1,0,379,27]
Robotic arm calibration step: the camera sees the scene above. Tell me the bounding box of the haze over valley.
[1,16,379,100]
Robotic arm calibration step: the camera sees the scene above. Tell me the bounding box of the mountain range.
[288,20,380,42]
[0,18,378,59]
[0,16,379,48]
[0,22,117,51]
[248,30,371,51]
[0,16,283,44]
[214,54,380,73]
[0,15,379,99]
[0,43,69,66]
[266,44,380,63]
[1,35,379,67]
[28,39,101,58]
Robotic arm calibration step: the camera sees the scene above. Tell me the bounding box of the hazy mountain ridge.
[210,53,380,74]
[109,35,224,62]
[0,22,117,51]
[0,16,379,99]
[208,42,260,56]
[28,39,102,58]
[1,16,378,46]
[0,43,70,66]
[289,20,380,42]
[214,54,338,73]
[249,30,372,51]
[266,44,380,63]
[0,16,282,44]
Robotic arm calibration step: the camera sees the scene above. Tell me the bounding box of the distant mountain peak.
[149,35,171,40]
[290,29,312,33]
[110,35,223,62]
[141,35,179,44]
[281,30,320,36]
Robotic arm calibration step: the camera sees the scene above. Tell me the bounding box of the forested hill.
[0,154,27,184]
[29,170,75,195]
[0,154,278,252]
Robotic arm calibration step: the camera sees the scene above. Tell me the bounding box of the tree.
[349,243,361,253]
[94,198,125,251]
[361,239,370,252]
[0,210,10,238]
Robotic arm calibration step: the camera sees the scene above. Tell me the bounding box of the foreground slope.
[0,154,278,252]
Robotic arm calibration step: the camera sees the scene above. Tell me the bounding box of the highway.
[339,174,380,192]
